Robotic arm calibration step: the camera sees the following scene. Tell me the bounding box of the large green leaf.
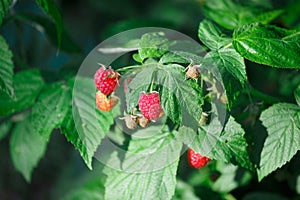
[202,48,246,107]
[0,120,11,141]
[198,20,232,50]
[35,0,62,47]
[203,0,283,30]
[104,126,182,200]
[10,118,48,182]
[258,103,300,181]
[156,64,203,127]
[0,35,14,96]
[0,69,44,116]
[71,77,114,169]
[0,0,11,25]
[176,116,253,170]
[233,23,300,69]
[31,82,71,140]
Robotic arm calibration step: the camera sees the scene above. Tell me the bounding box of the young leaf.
[104,126,182,200]
[0,69,44,116]
[156,64,203,127]
[31,82,71,140]
[258,103,300,181]
[35,0,62,48]
[159,51,202,64]
[138,32,169,60]
[0,0,12,25]
[10,118,48,182]
[233,23,300,69]
[71,77,114,169]
[0,120,11,141]
[202,48,246,107]
[0,35,14,96]
[198,20,232,50]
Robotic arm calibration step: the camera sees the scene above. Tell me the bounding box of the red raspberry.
[96,91,119,112]
[138,92,164,120]
[94,66,120,95]
[188,149,210,169]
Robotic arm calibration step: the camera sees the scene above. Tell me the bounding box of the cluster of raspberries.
[94,65,210,169]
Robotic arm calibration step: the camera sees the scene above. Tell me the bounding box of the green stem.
[116,65,141,72]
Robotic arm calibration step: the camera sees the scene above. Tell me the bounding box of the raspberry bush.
[0,0,300,199]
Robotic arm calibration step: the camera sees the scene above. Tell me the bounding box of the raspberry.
[138,92,164,120]
[96,91,118,112]
[121,114,138,130]
[94,66,120,95]
[137,114,150,128]
[188,149,210,169]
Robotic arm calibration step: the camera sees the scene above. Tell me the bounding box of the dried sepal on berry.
[120,114,138,130]
[96,91,119,112]
[136,114,150,128]
[185,65,200,80]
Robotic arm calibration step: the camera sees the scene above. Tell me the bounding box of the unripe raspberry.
[96,91,118,112]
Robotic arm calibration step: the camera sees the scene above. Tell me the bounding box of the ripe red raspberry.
[96,91,119,112]
[94,66,120,95]
[138,92,164,120]
[188,149,210,169]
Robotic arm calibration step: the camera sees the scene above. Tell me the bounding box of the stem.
[116,65,141,72]
[149,78,154,92]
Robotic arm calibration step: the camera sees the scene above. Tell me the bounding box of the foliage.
[0,0,300,199]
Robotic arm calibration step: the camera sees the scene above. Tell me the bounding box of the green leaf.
[71,77,114,169]
[255,10,284,24]
[126,65,156,112]
[156,64,203,127]
[159,51,203,64]
[0,35,14,96]
[62,179,104,200]
[258,103,300,181]
[172,179,200,200]
[0,120,12,141]
[202,48,246,107]
[176,116,253,170]
[35,0,62,48]
[212,162,252,193]
[31,82,71,140]
[0,0,11,25]
[198,20,232,50]
[16,13,82,53]
[104,126,182,200]
[203,0,282,30]
[0,69,44,116]
[295,85,300,106]
[138,32,169,60]
[10,118,48,182]
[233,23,300,69]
